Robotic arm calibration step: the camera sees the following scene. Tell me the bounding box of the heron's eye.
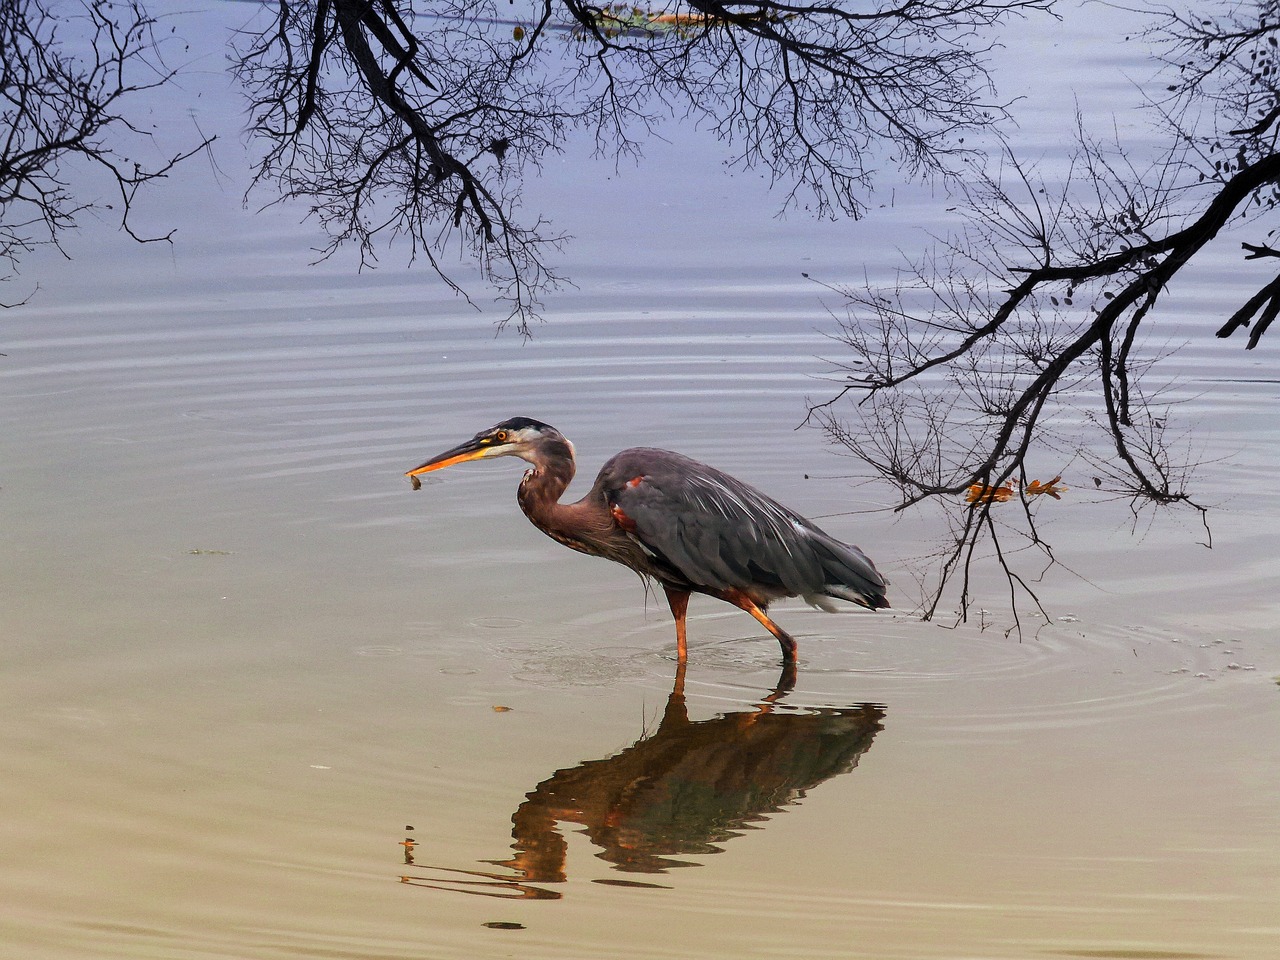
[494,430,509,442]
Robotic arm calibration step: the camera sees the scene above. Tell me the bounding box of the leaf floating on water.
[492,705,512,712]
[410,475,422,491]
[483,921,525,930]
[1025,476,1068,499]
[965,482,1013,504]
[965,476,1068,504]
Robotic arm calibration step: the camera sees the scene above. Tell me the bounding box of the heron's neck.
[516,446,610,555]
[516,445,578,531]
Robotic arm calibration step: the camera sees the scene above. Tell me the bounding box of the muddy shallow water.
[2,3,1278,958]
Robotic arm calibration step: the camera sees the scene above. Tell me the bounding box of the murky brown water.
[2,3,1278,958]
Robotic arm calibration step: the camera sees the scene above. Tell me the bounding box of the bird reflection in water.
[401,663,884,899]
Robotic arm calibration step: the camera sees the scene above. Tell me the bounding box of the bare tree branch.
[812,1,1280,621]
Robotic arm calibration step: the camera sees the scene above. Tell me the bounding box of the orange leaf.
[965,482,1013,504]
[1025,476,1067,499]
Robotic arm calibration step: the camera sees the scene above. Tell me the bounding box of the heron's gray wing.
[603,449,887,607]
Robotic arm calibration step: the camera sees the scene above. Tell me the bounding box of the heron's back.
[599,448,889,609]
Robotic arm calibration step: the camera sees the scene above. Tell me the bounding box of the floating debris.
[575,4,794,40]
[1024,475,1068,499]
[592,877,672,889]
[483,921,525,930]
[965,481,1013,504]
[965,476,1068,503]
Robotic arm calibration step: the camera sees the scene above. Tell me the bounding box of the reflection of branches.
[235,0,1052,332]
[0,0,213,304]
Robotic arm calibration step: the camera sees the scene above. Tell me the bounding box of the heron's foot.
[776,631,798,664]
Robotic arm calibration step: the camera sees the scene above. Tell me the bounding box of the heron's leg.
[718,590,798,664]
[662,585,690,662]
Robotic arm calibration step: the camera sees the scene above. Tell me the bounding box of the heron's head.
[405,418,572,485]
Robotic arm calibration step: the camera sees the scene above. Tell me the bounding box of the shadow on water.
[401,661,884,900]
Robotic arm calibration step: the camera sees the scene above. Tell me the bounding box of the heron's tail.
[811,537,890,610]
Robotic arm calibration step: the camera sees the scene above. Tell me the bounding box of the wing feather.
[601,448,888,608]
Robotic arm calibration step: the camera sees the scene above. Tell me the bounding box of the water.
[2,3,1278,958]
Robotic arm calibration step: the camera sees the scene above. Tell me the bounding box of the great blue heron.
[406,417,889,663]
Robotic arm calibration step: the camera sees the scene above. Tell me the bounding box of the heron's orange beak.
[405,439,489,480]
[406,449,484,478]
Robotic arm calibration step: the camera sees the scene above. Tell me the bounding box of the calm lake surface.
[3,3,1278,958]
